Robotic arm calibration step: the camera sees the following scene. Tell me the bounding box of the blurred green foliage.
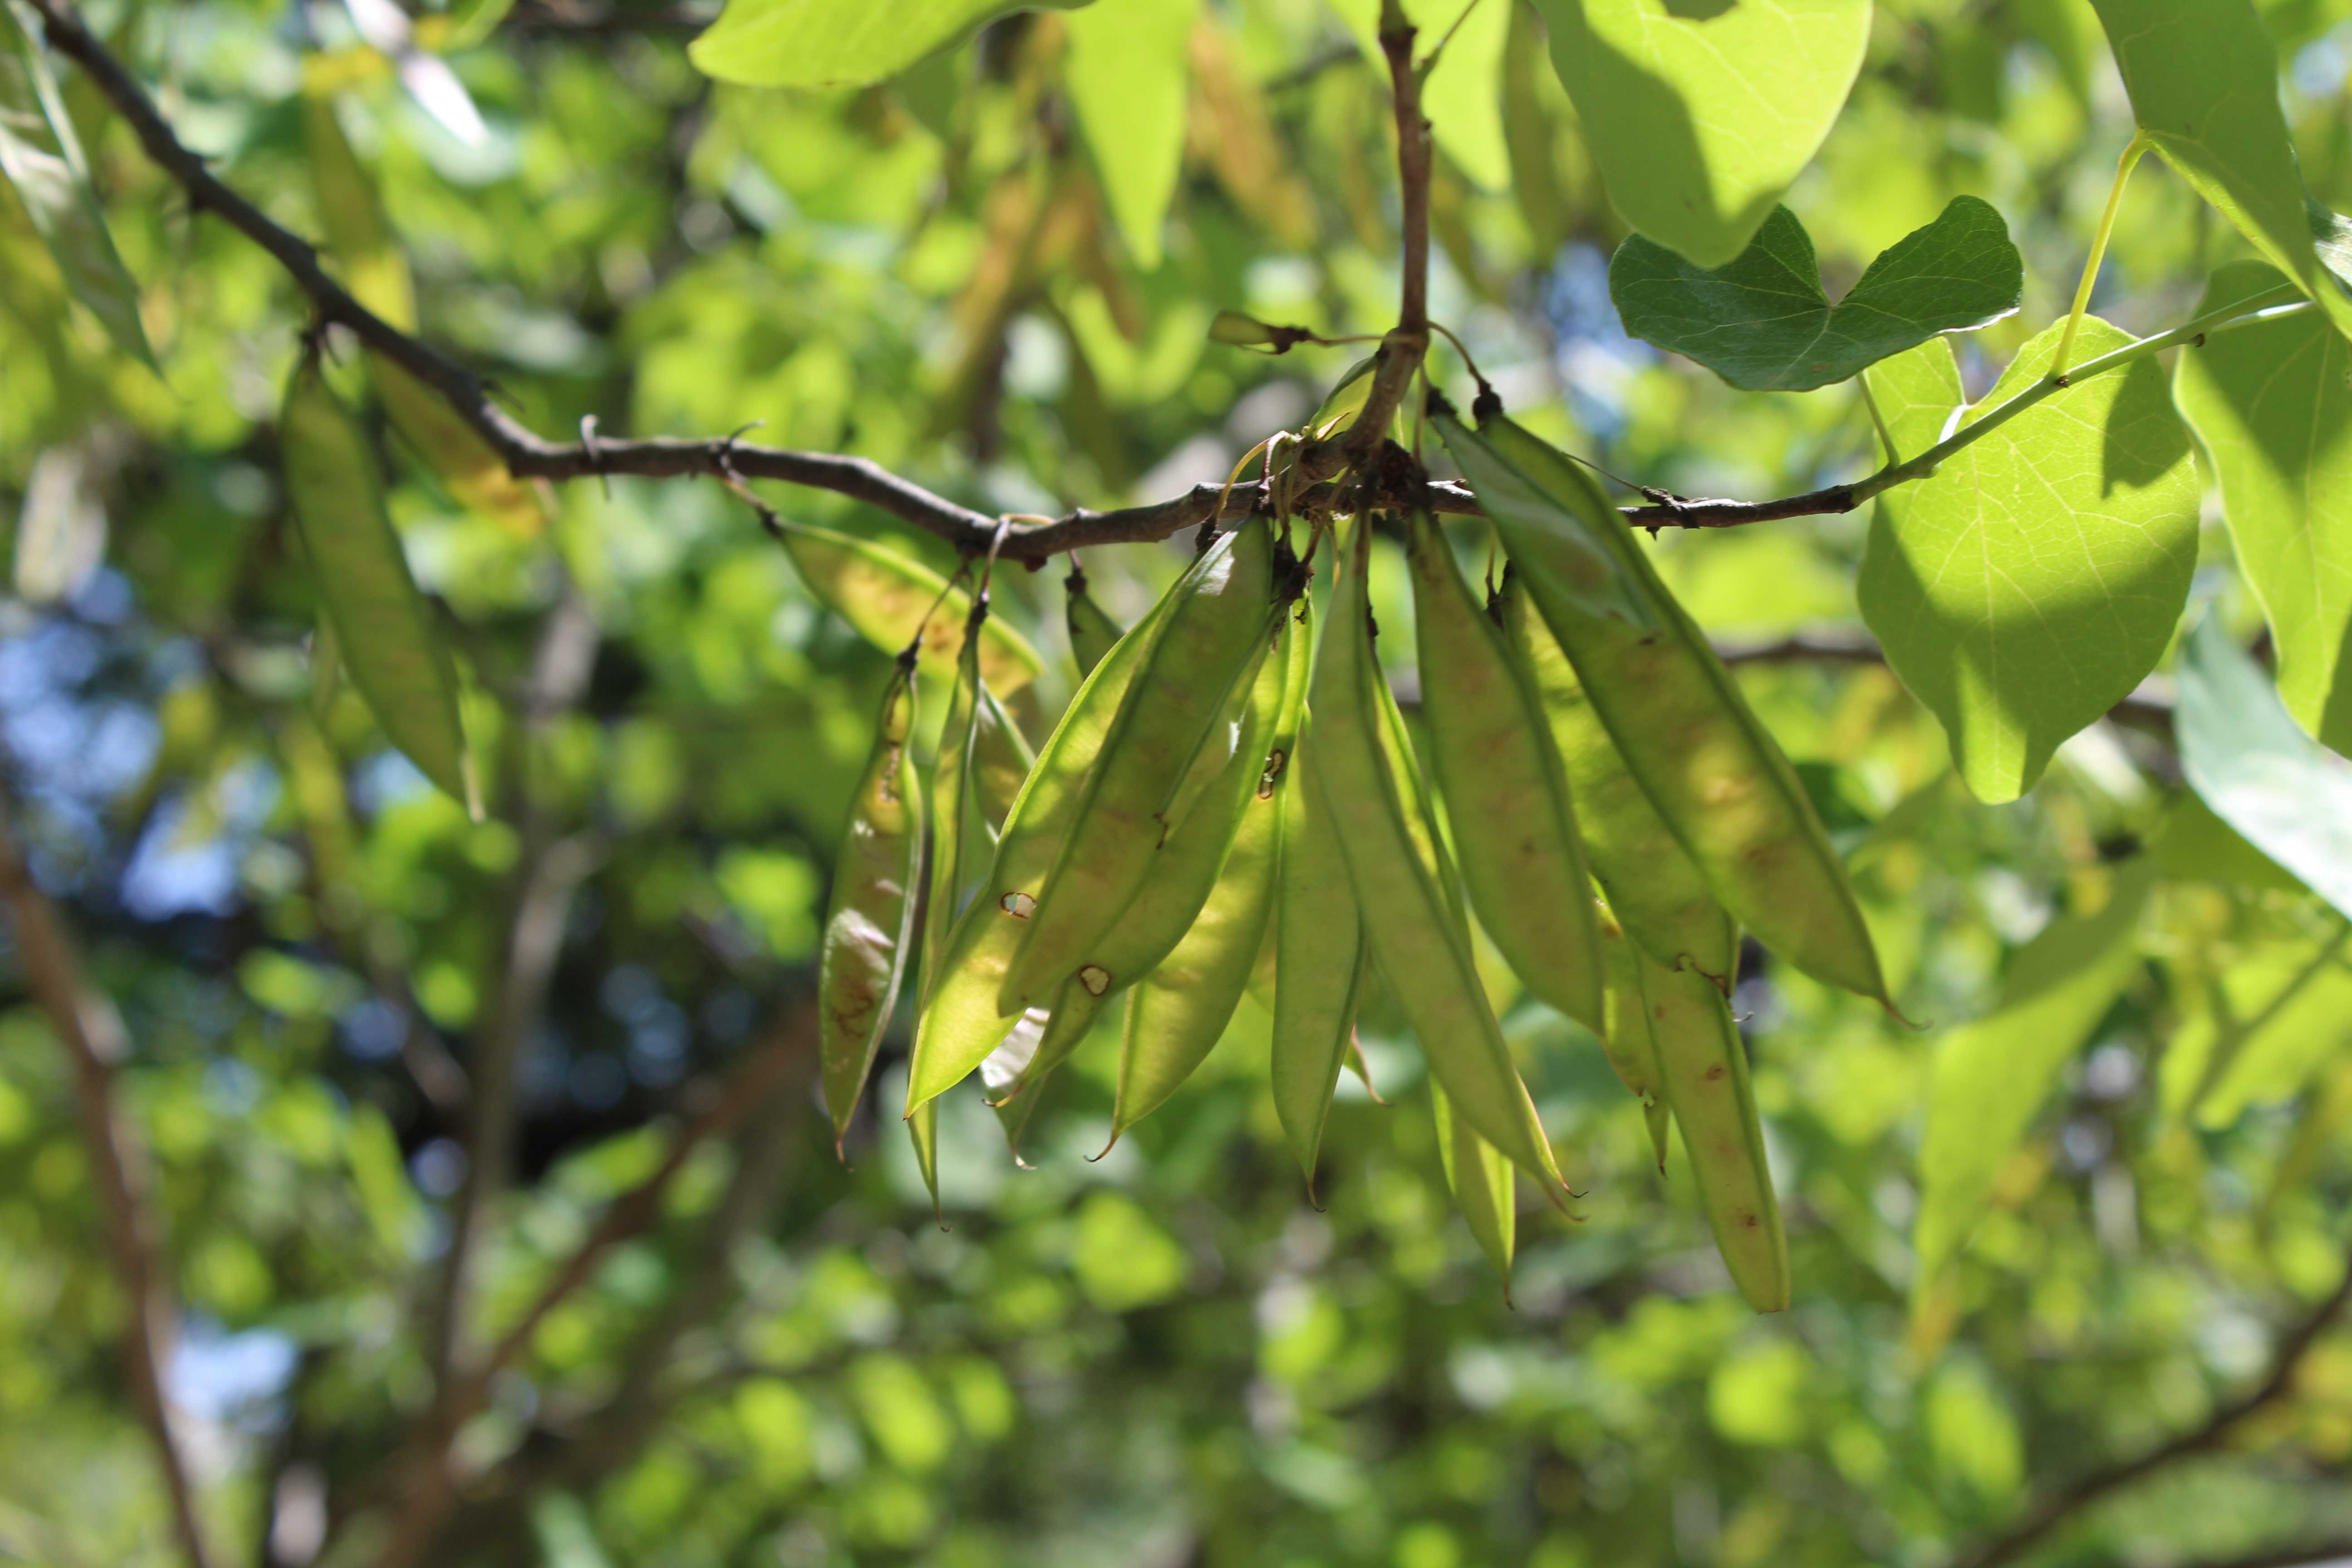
[5,1,2352,1566]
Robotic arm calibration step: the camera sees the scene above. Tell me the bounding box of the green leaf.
[1609,197,2022,392]
[1913,860,2151,1292]
[2174,261,2352,753]
[1328,0,1511,190]
[1857,322,2199,802]
[1530,0,1871,268]
[688,0,1093,89]
[2177,612,2352,920]
[2161,930,2352,1126]
[0,1,155,370]
[1064,0,1192,268]
[280,360,478,816]
[2085,0,2352,342]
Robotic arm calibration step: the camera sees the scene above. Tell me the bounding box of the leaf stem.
[1858,380,1899,464]
[2050,131,2151,379]
[1848,282,2308,509]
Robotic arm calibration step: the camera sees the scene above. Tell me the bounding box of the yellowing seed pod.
[1446,409,1885,1008]
[818,661,923,1151]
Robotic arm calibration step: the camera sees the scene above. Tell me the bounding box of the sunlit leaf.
[2086,0,2352,341]
[0,0,155,369]
[1530,0,1871,267]
[689,0,1093,89]
[1064,0,1191,268]
[1912,860,2151,1292]
[1858,323,2198,802]
[1610,197,2021,392]
[2174,261,2352,753]
[1327,0,1511,190]
[2177,612,2352,919]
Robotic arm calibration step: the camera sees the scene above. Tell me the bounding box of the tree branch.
[0,788,216,1568]
[366,997,818,1568]
[27,0,2303,563]
[1949,1259,2352,1568]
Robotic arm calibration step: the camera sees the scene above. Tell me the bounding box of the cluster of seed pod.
[811,406,1894,1312]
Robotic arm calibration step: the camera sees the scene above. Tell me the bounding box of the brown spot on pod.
[1078,964,1111,996]
[1704,1064,1727,1082]
[1001,891,1036,919]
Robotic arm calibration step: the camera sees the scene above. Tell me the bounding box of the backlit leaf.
[689,0,1093,89]
[2085,0,2352,341]
[2174,261,2352,753]
[1064,0,1192,268]
[2177,612,2352,919]
[0,1,155,369]
[1530,0,1871,268]
[1327,0,1511,190]
[1913,860,2151,1292]
[1858,322,2198,802]
[1610,197,2022,392]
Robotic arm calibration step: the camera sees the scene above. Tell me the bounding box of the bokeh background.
[6,0,2352,1564]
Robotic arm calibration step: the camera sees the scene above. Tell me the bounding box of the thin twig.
[24,0,2313,550]
[1947,1259,2352,1568]
[0,789,217,1568]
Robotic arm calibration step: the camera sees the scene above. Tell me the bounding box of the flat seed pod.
[995,615,1289,1120]
[1407,513,1606,1033]
[1270,617,1370,1190]
[1001,520,1276,1013]
[1593,895,1677,1170]
[1449,410,1887,1008]
[1645,949,1790,1313]
[1309,520,1564,1190]
[774,518,1044,693]
[1499,574,1734,981]
[1064,564,1126,676]
[817,663,923,1151]
[280,359,477,814]
[1109,608,1303,1138]
[970,686,1034,833]
[910,1098,942,1223]
[1432,1078,1516,1301]
[904,576,1184,1112]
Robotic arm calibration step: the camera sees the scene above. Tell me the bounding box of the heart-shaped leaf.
[1610,197,2022,392]
[1857,322,2199,802]
[1530,0,1871,269]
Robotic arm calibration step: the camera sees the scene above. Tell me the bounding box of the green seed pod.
[1308,519,1565,1191]
[1406,511,1606,1033]
[1498,573,1734,982]
[1644,949,1790,1313]
[1001,520,1278,1013]
[1449,410,1884,1007]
